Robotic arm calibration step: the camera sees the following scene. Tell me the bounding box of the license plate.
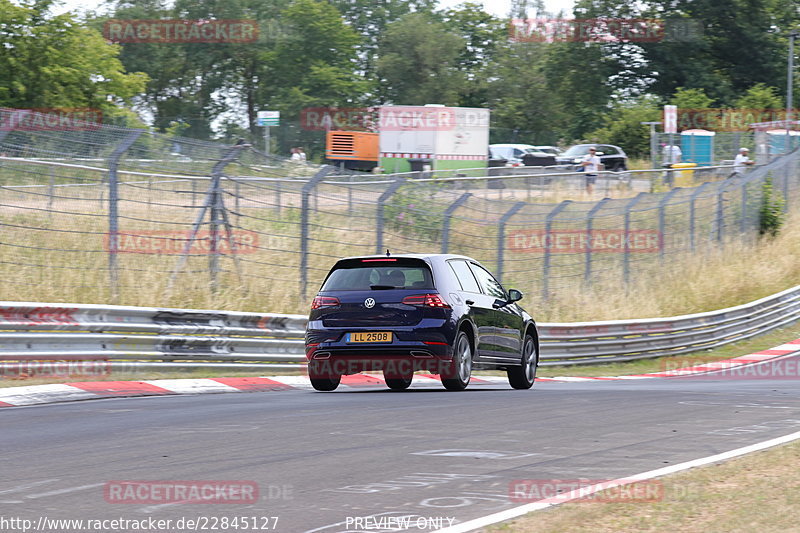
[348,331,392,343]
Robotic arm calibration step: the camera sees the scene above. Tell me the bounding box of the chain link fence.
[1,108,799,315]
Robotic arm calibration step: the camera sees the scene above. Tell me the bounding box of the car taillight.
[402,294,451,308]
[311,296,340,309]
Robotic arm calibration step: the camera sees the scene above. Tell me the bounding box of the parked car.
[305,254,539,392]
[530,145,562,157]
[489,144,556,166]
[555,144,628,172]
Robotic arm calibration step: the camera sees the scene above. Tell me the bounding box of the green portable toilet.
[680,129,715,166]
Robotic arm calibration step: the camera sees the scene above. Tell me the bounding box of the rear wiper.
[370,285,397,290]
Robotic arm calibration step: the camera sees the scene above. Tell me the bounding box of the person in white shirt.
[733,147,754,175]
[662,144,682,165]
[580,147,602,194]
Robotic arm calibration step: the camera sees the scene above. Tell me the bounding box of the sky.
[52,0,576,18]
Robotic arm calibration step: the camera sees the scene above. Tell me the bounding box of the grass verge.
[488,437,800,533]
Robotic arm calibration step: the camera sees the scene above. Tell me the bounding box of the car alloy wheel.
[442,331,472,391]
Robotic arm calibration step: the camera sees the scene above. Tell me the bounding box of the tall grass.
[1,170,798,322]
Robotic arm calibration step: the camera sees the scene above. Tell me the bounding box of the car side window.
[468,263,507,300]
[602,145,618,155]
[448,260,480,293]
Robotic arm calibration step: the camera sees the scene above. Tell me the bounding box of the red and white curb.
[1,339,799,408]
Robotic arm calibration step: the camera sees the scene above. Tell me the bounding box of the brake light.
[402,294,451,308]
[311,296,340,309]
[362,258,397,262]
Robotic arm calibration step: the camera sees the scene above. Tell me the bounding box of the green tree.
[376,12,466,105]
[586,97,661,158]
[0,0,147,111]
[641,0,797,105]
[327,0,437,86]
[670,87,714,109]
[488,41,566,145]
[440,3,507,108]
[734,83,783,110]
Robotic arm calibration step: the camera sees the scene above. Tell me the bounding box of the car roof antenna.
[386,249,391,257]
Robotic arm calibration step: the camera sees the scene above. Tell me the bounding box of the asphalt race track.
[3,357,800,532]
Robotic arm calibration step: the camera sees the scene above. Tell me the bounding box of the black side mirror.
[507,289,523,303]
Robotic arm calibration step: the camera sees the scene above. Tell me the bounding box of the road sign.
[257,110,280,126]
[663,105,677,134]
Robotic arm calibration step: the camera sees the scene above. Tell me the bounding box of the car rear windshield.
[321,258,435,291]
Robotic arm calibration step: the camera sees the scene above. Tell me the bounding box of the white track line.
[435,429,800,532]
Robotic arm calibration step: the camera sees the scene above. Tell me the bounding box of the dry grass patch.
[489,438,800,533]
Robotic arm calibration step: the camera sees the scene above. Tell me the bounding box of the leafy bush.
[383,182,447,241]
[759,175,785,237]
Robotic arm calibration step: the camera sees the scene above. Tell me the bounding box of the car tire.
[384,370,413,391]
[507,334,538,390]
[442,331,473,391]
[308,362,341,391]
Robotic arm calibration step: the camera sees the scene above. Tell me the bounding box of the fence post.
[347,174,353,220]
[688,182,710,251]
[375,178,406,255]
[441,193,472,253]
[107,130,143,303]
[740,178,749,234]
[48,167,56,216]
[658,188,681,261]
[299,167,335,301]
[168,144,245,294]
[496,201,526,284]
[716,178,734,244]
[275,179,282,215]
[623,193,646,285]
[584,197,610,282]
[542,201,571,299]
[782,158,790,213]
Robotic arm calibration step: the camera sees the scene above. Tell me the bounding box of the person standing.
[580,146,602,194]
[732,147,754,176]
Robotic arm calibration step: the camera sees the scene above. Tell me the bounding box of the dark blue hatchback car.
[305,253,539,391]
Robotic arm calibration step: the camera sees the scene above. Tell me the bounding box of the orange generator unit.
[325,131,379,171]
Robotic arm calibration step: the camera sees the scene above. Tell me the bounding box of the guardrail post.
[542,201,571,299]
[657,188,681,260]
[496,201,526,284]
[441,193,472,253]
[299,166,335,301]
[584,197,610,282]
[107,130,143,303]
[688,182,710,251]
[623,193,646,285]
[375,178,406,255]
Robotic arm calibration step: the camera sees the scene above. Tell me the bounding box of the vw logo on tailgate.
[364,298,376,308]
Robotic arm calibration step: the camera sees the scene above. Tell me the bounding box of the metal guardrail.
[1,286,799,370]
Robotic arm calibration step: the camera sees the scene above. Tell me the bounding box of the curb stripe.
[210,377,292,391]
[141,379,239,394]
[340,374,386,386]
[68,381,173,397]
[0,337,798,407]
